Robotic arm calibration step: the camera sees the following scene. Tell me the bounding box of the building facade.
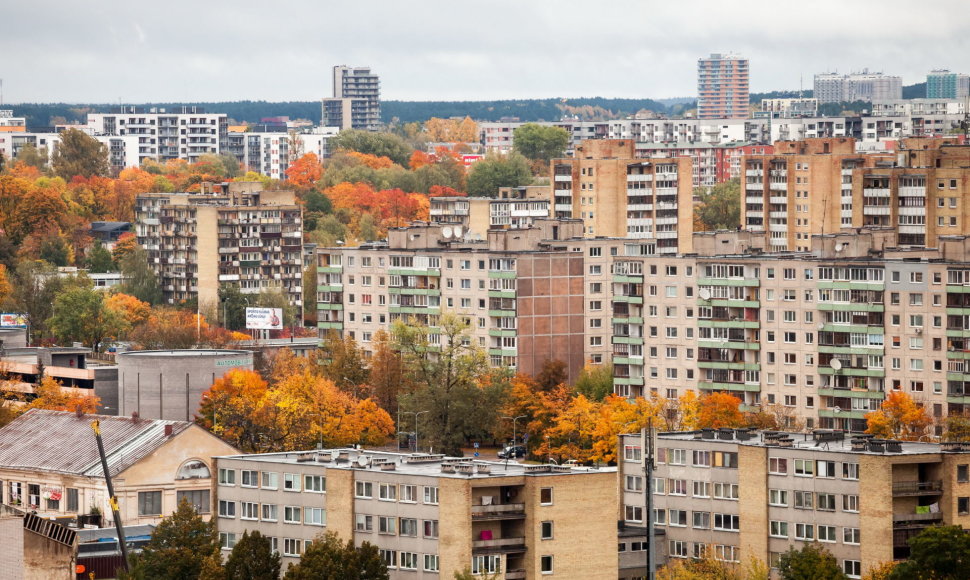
[214,448,618,579]
[814,71,903,104]
[86,106,228,165]
[322,65,381,131]
[135,182,303,309]
[619,429,970,578]
[697,53,750,120]
[927,70,970,99]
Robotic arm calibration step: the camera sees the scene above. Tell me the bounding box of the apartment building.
[619,428,970,578]
[322,65,381,131]
[214,448,618,579]
[741,137,970,251]
[316,220,615,382]
[927,70,970,99]
[550,140,693,250]
[637,142,773,189]
[697,53,750,120]
[814,71,903,104]
[760,99,819,118]
[429,187,551,240]
[135,182,303,309]
[0,110,26,132]
[86,106,228,165]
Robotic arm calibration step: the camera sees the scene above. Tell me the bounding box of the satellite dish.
[442,226,453,239]
[454,226,463,239]
[699,288,712,300]
[835,243,844,252]
[356,455,371,468]
[833,406,842,414]
[830,359,842,371]
[817,323,826,331]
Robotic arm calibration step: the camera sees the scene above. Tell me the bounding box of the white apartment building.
[86,106,228,165]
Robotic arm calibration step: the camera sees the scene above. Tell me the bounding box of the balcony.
[471,536,526,553]
[472,503,526,520]
[893,511,943,524]
[892,480,942,496]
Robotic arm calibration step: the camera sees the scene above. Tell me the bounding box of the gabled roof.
[0,409,192,478]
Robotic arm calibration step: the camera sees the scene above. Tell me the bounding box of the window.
[400,552,418,570]
[356,481,373,498]
[218,468,235,486]
[473,555,501,575]
[424,554,440,572]
[713,513,739,531]
[769,489,788,507]
[540,487,553,505]
[817,493,836,511]
[284,506,301,524]
[624,445,642,461]
[816,460,836,478]
[669,509,688,527]
[844,560,862,579]
[692,511,710,529]
[770,520,789,538]
[380,549,397,569]
[670,540,688,558]
[692,450,711,467]
[669,479,687,496]
[261,472,278,489]
[794,459,814,477]
[423,519,439,538]
[541,521,554,539]
[261,503,278,521]
[541,555,554,574]
[400,484,417,502]
[843,462,859,480]
[626,476,644,492]
[241,501,259,520]
[959,464,969,483]
[379,515,397,534]
[240,470,258,487]
[379,483,397,501]
[305,475,325,493]
[67,488,79,512]
[625,505,643,522]
[424,486,439,504]
[794,491,813,509]
[844,528,861,544]
[713,451,738,468]
[818,525,836,542]
[713,483,739,500]
[399,517,418,536]
[959,497,969,515]
[355,514,373,532]
[693,481,710,498]
[218,500,236,518]
[283,538,303,557]
[138,491,162,516]
[283,473,301,492]
[669,449,686,465]
[795,523,814,540]
[768,457,788,475]
[305,507,326,526]
[843,495,860,512]
[220,532,237,550]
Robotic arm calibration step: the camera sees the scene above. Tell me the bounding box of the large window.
[138,491,162,516]
[472,555,501,575]
[304,475,326,493]
[305,507,326,526]
[176,489,210,513]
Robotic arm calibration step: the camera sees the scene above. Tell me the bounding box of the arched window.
[176,459,211,480]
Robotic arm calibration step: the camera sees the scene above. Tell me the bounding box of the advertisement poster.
[0,313,27,328]
[245,307,283,330]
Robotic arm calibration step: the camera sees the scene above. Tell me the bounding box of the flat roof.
[118,349,252,358]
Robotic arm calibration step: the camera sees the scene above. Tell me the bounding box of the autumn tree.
[694,178,741,232]
[285,153,323,190]
[8,260,64,344]
[111,232,139,263]
[695,392,745,429]
[47,277,126,351]
[394,313,506,455]
[535,359,568,392]
[513,123,570,165]
[368,329,407,418]
[0,264,11,308]
[105,293,152,329]
[224,530,281,580]
[574,363,614,401]
[328,130,413,167]
[888,525,970,579]
[119,246,163,305]
[282,532,387,580]
[777,543,846,580]
[122,498,220,580]
[51,128,109,179]
[657,553,768,580]
[865,391,932,440]
[86,241,115,273]
[197,370,275,452]
[27,376,100,413]
[319,330,370,397]
[588,394,669,463]
[466,153,532,197]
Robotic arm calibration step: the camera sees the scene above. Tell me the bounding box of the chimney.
[75,407,84,418]
[131,411,140,422]
[164,424,173,437]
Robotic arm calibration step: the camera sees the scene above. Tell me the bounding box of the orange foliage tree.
[695,392,745,429]
[324,182,429,238]
[105,293,152,328]
[344,151,395,169]
[285,153,323,190]
[865,391,932,440]
[27,376,100,413]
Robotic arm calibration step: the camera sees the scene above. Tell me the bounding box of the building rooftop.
[218,448,613,479]
[633,429,968,456]
[0,409,193,477]
[117,349,252,358]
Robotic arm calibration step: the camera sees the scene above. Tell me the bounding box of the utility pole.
[91,420,130,573]
[643,419,656,580]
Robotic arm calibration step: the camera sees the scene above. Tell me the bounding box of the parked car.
[497,445,526,459]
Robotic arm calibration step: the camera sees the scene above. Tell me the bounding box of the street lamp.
[502,415,527,448]
[402,411,429,452]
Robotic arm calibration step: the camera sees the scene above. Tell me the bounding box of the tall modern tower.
[927,69,970,99]
[697,53,750,120]
[322,66,381,131]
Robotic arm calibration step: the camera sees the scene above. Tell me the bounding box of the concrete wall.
[118,350,253,421]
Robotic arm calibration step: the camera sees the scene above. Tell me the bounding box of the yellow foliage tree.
[865,391,932,440]
[28,376,100,413]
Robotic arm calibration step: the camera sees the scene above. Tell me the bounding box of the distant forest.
[7,83,929,130]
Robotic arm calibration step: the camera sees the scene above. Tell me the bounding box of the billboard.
[245,307,283,330]
[0,313,27,328]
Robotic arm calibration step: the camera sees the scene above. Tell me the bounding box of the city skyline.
[3,0,969,104]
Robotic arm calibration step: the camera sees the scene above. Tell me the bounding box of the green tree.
[119,246,163,305]
[86,241,115,273]
[778,543,847,580]
[38,233,72,267]
[888,525,970,580]
[513,123,570,164]
[394,313,507,455]
[122,498,220,580]
[574,363,614,401]
[219,284,248,330]
[283,531,387,580]
[218,153,242,178]
[304,190,332,214]
[466,153,532,197]
[10,260,65,344]
[14,143,48,172]
[255,285,298,328]
[302,265,318,326]
[47,277,126,351]
[51,128,109,179]
[319,330,370,396]
[328,130,413,167]
[224,530,281,580]
[694,178,741,231]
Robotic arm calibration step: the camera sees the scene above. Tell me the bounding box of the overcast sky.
[4,0,969,104]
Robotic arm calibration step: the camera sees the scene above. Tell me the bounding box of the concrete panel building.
[86,106,228,165]
[697,53,750,120]
[814,71,903,104]
[215,448,618,579]
[117,349,254,421]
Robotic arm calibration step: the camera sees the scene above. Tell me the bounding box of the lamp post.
[502,415,527,448]
[402,411,428,452]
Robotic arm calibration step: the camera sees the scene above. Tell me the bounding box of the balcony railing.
[892,480,942,496]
